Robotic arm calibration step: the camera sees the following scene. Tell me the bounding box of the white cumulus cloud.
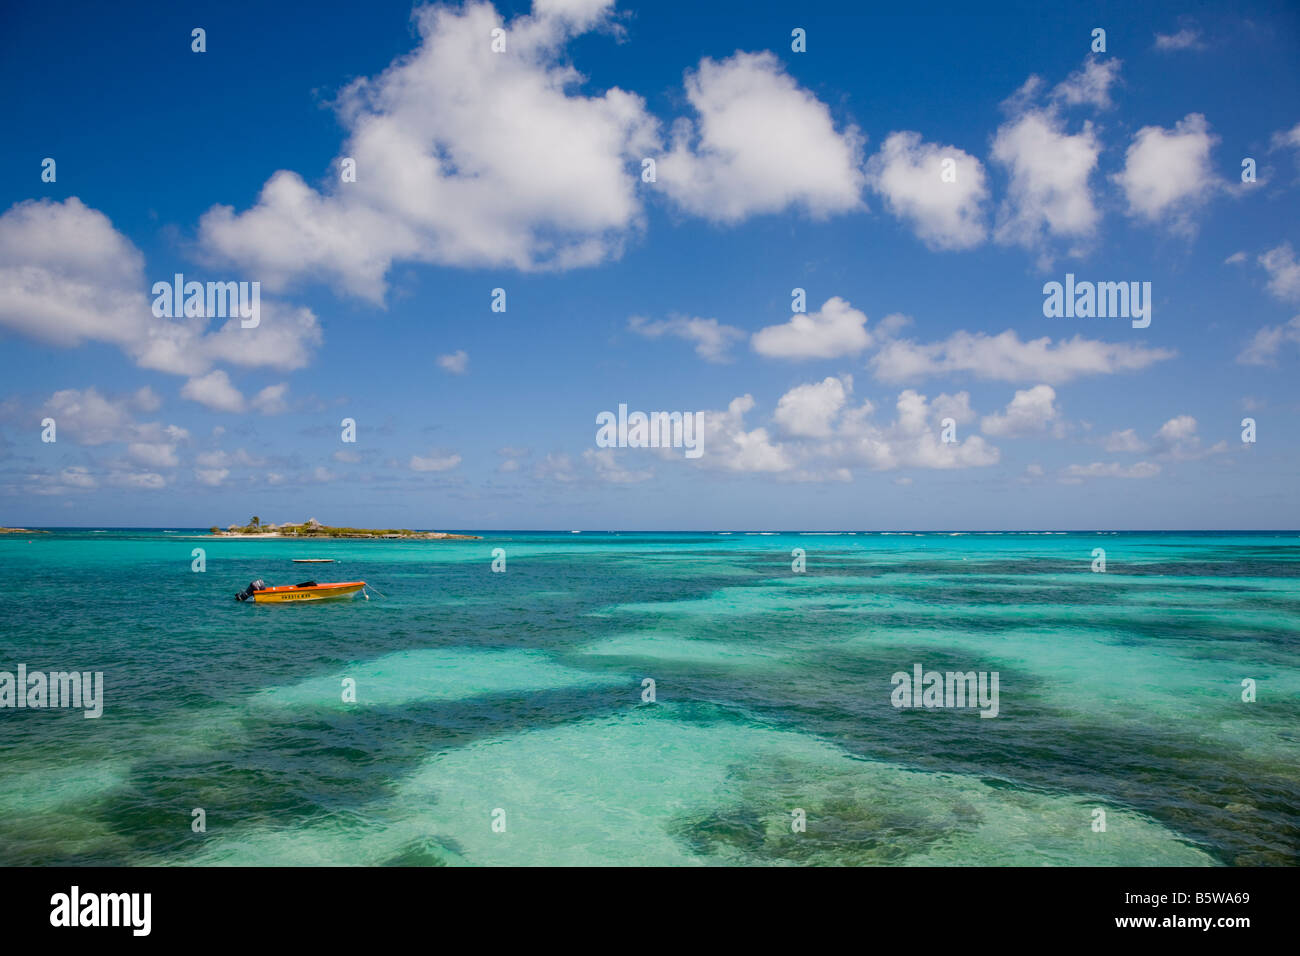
[657,51,866,223]
[772,376,851,438]
[980,385,1063,437]
[0,197,322,378]
[991,108,1101,257]
[181,370,246,413]
[870,329,1173,385]
[628,315,744,363]
[199,0,655,301]
[1237,315,1300,365]
[1051,56,1122,110]
[1258,243,1300,303]
[1113,113,1219,234]
[1154,29,1205,52]
[866,131,989,249]
[751,297,872,360]
[437,350,469,374]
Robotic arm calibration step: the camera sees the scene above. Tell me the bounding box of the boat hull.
[252,582,365,603]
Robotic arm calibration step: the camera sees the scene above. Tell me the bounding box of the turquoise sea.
[0,529,1296,866]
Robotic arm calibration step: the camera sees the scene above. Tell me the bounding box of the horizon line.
[5,527,1299,534]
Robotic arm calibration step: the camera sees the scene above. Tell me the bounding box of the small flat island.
[209,517,479,539]
[0,527,48,534]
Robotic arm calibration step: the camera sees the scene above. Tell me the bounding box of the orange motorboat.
[235,579,367,603]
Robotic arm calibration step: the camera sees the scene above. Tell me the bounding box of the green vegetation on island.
[210,517,478,539]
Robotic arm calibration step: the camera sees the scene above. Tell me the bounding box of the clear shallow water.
[0,529,1296,866]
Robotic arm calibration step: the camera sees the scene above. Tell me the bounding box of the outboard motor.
[235,579,266,602]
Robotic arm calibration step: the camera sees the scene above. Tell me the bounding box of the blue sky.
[1,0,1298,529]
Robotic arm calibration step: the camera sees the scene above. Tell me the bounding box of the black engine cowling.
[235,579,266,602]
